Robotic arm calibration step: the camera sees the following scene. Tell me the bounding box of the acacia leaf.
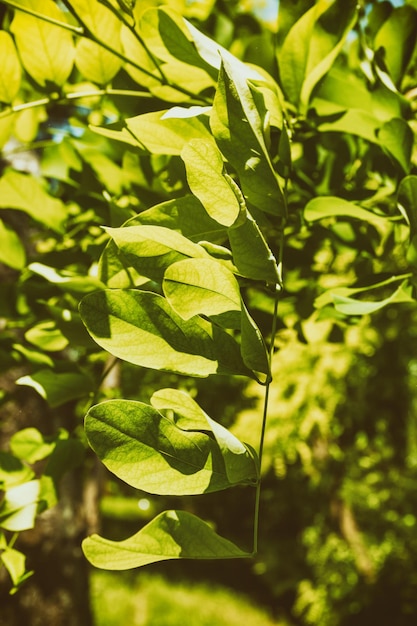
[126,110,212,155]
[79,289,252,378]
[0,32,21,103]
[279,0,357,111]
[82,510,249,569]
[211,57,285,217]
[0,171,67,233]
[85,395,257,494]
[163,257,241,323]
[181,139,242,227]
[305,196,388,227]
[11,0,75,87]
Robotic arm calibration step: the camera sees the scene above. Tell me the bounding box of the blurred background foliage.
[0,0,416,625]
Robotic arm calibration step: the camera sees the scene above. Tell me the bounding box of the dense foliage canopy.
[0,1,416,625]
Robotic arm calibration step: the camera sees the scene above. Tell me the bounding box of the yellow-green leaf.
[0,32,22,103]
[11,0,75,87]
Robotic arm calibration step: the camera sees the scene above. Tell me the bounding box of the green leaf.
[181,139,242,227]
[332,281,415,316]
[210,57,285,217]
[17,369,94,407]
[398,175,417,237]
[279,0,357,112]
[0,480,40,531]
[0,452,34,489]
[69,0,121,41]
[79,289,252,378]
[82,509,249,569]
[85,395,257,495]
[104,224,210,282]
[120,21,160,89]
[70,0,123,83]
[315,276,415,314]
[378,118,413,173]
[128,195,226,243]
[10,428,55,464]
[228,214,280,283]
[0,220,25,270]
[163,257,241,324]
[313,67,406,126]
[24,321,68,352]
[0,32,22,103]
[106,224,209,260]
[11,0,75,87]
[0,171,67,233]
[28,262,104,293]
[304,196,389,227]
[374,5,417,86]
[1,548,33,593]
[126,109,212,155]
[75,39,122,85]
[99,198,227,288]
[150,388,259,483]
[240,303,270,382]
[139,7,217,96]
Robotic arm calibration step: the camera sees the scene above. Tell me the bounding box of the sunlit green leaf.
[0,452,34,490]
[82,509,249,569]
[104,224,210,282]
[181,138,242,227]
[0,171,67,233]
[11,0,75,87]
[0,32,22,103]
[315,276,414,314]
[0,220,25,270]
[10,428,55,464]
[1,548,33,593]
[80,289,252,378]
[163,257,241,323]
[0,480,40,531]
[333,281,415,315]
[121,22,160,89]
[85,395,257,495]
[126,109,212,154]
[131,195,226,242]
[211,57,285,217]
[279,0,357,111]
[28,262,104,293]
[75,40,122,85]
[139,7,217,86]
[378,118,413,173]
[374,5,417,86]
[25,320,68,352]
[228,214,280,283]
[398,175,417,237]
[17,369,94,407]
[151,388,259,483]
[305,196,389,227]
[240,303,270,382]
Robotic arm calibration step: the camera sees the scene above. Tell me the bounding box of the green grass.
[91,570,283,626]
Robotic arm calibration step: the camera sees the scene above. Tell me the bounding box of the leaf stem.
[0,88,153,120]
[252,228,285,555]
[0,0,84,34]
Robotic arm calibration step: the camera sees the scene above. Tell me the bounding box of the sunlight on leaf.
[83,509,249,569]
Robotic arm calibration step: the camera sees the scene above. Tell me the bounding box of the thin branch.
[0,0,84,34]
[0,87,154,120]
